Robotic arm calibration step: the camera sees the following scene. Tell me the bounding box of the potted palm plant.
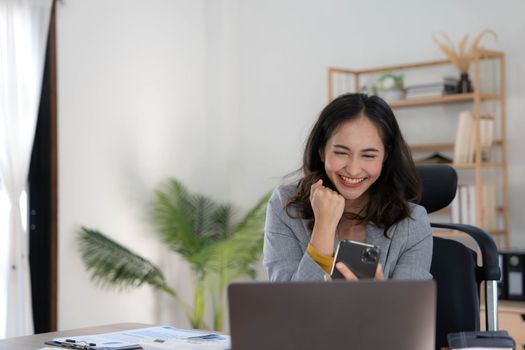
[78,178,270,331]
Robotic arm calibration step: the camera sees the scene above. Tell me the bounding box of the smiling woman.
[263,93,433,282]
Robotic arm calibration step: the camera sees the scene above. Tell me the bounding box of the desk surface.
[1,323,450,350]
[0,323,150,350]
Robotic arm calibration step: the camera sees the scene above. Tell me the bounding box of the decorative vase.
[457,73,473,93]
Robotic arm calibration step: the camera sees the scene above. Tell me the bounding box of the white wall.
[56,0,525,330]
[57,0,208,329]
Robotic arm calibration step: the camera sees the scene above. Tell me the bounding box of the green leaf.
[78,227,168,292]
[152,179,209,269]
[152,179,241,275]
[78,227,195,320]
[210,204,234,239]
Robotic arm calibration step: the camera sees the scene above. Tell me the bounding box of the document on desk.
[140,336,230,350]
[45,325,230,350]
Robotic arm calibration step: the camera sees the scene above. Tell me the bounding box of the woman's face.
[322,116,386,210]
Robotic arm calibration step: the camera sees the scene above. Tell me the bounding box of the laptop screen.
[228,280,436,350]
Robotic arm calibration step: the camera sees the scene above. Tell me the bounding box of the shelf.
[410,140,503,153]
[451,162,505,169]
[387,93,500,108]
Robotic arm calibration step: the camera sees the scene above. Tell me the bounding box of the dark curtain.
[28,2,57,333]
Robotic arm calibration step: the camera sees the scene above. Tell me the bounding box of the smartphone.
[330,240,381,280]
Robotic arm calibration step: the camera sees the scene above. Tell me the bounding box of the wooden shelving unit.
[327,49,510,248]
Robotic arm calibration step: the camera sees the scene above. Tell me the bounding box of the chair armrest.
[431,223,501,281]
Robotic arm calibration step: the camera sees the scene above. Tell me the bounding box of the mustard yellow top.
[307,243,334,274]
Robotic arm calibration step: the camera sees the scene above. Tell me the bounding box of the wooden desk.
[481,300,525,349]
[0,323,150,350]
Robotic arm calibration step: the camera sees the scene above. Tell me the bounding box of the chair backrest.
[416,164,457,214]
[416,164,484,350]
[430,237,480,349]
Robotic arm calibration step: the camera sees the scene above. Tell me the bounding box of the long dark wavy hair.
[285,93,421,236]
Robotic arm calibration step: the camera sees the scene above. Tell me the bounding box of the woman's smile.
[338,174,367,188]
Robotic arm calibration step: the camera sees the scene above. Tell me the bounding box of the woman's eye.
[334,151,347,156]
[363,154,377,159]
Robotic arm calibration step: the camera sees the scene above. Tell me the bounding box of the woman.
[263,93,432,281]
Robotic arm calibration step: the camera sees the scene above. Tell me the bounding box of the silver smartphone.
[330,240,381,280]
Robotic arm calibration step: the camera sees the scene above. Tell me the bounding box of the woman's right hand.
[309,179,345,256]
[309,179,345,232]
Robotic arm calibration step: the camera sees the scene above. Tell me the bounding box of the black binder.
[499,249,525,301]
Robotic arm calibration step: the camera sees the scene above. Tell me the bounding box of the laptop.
[228,280,436,350]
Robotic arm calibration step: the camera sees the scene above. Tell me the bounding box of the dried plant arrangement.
[433,29,497,74]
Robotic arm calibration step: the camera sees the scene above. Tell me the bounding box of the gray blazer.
[263,183,433,281]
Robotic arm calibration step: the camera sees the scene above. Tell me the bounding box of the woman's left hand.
[335,262,384,281]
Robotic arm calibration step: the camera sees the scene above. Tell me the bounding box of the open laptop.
[228,280,436,350]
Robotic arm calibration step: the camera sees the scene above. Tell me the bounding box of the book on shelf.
[480,116,495,161]
[454,111,475,164]
[453,111,495,164]
[467,185,477,226]
[404,75,458,87]
[459,185,470,225]
[450,184,496,230]
[450,188,460,224]
[405,90,455,99]
[482,184,496,230]
[404,77,458,99]
[405,83,457,99]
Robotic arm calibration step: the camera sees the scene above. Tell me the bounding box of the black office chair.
[415,164,501,350]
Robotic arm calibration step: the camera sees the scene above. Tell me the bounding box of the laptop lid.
[228,280,436,350]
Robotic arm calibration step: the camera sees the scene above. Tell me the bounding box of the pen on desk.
[62,339,97,349]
